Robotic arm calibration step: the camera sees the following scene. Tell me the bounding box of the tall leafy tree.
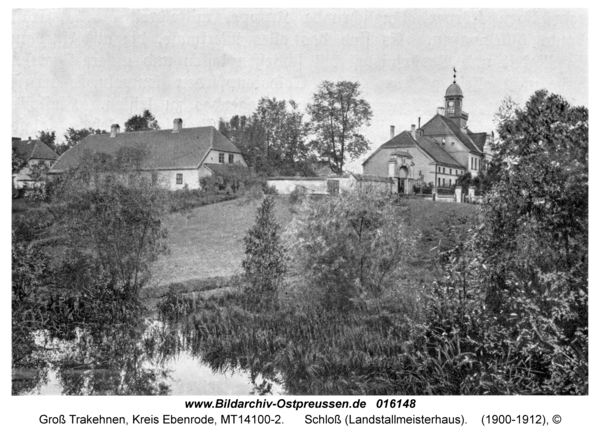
[124,109,160,132]
[307,81,373,174]
[424,90,588,394]
[38,130,56,150]
[220,98,313,176]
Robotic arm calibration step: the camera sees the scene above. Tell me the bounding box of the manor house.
[362,74,493,194]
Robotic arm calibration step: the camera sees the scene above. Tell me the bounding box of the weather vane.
[453,67,457,83]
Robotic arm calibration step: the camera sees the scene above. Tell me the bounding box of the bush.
[287,186,306,214]
[53,146,170,295]
[167,189,234,213]
[199,164,263,194]
[285,190,418,311]
[413,183,433,194]
[412,90,589,394]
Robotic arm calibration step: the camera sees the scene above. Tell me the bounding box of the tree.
[220,98,313,176]
[124,109,160,132]
[242,195,286,305]
[38,130,56,150]
[307,81,373,174]
[423,90,588,394]
[54,145,169,295]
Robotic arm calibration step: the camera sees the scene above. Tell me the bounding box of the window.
[449,169,452,175]
[176,173,183,185]
[219,153,224,163]
[442,167,446,174]
[229,154,234,164]
[443,178,446,187]
[438,177,440,186]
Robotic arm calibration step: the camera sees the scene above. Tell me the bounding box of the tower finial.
[453,67,456,84]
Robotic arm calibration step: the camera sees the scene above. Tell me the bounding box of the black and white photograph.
[7,4,592,432]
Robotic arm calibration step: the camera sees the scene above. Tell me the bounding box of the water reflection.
[12,319,282,396]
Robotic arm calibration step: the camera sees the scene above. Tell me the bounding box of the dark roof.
[50,126,241,173]
[363,129,463,169]
[468,131,487,151]
[204,163,252,177]
[445,82,463,97]
[381,130,417,149]
[414,136,463,169]
[12,139,59,161]
[362,131,417,166]
[421,114,484,155]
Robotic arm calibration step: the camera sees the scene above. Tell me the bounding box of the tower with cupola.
[444,68,469,129]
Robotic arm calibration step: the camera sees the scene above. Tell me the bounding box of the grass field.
[149,197,293,289]
[148,196,475,296]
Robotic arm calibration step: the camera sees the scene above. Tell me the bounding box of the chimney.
[110,124,120,138]
[28,136,31,141]
[390,125,395,140]
[437,107,446,116]
[411,124,416,140]
[418,117,421,129]
[173,118,183,133]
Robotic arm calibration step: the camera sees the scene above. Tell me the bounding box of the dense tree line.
[219,81,372,176]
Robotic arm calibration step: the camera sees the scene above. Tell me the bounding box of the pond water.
[13,321,283,396]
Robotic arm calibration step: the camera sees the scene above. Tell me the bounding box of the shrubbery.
[413,183,433,194]
[285,189,419,311]
[12,145,170,342]
[415,90,589,394]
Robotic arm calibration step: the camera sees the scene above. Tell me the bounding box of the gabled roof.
[420,114,484,155]
[361,131,417,166]
[50,126,242,173]
[362,129,463,169]
[467,131,487,151]
[12,139,59,161]
[380,130,417,149]
[414,136,463,169]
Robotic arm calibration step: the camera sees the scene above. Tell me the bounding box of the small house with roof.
[362,73,492,193]
[12,137,59,189]
[49,118,247,190]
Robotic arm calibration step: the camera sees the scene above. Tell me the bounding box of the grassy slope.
[149,197,293,288]
[150,197,475,293]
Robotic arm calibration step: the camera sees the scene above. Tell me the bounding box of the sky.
[12,8,588,171]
